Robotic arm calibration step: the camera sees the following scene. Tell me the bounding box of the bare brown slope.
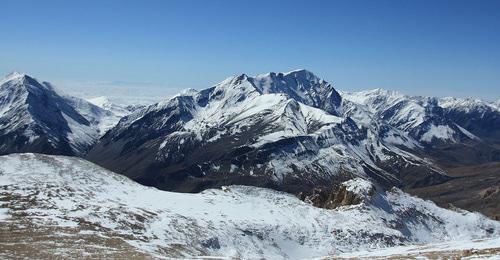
[406,162,500,220]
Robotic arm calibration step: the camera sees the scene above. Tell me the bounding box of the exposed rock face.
[325,183,374,209]
[303,178,376,209]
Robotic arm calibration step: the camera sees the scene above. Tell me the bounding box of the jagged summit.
[87,69,500,206]
[2,71,29,82]
[0,73,96,155]
[250,70,342,115]
[254,69,323,83]
[284,68,324,82]
[3,70,25,78]
[0,72,55,94]
[164,70,342,116]
[1,72,45,86]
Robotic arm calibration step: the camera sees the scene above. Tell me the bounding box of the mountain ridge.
[86,70,455,201]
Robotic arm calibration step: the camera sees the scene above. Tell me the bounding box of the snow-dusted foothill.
[0,153,498,259]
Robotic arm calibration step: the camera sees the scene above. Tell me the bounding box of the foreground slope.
[0,153,498,259]
[332,237,500,259]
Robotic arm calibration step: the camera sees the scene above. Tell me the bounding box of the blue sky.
[1,0,499,100]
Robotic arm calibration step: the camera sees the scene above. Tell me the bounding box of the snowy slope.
[63,95,125,136]
[0,153,498,259]
[87,96,136,117]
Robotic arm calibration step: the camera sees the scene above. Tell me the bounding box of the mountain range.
[1,70,499,219]
[0,70,499,258]
[82,69,497,218]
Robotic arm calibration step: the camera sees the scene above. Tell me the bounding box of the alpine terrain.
[0,70,499,258]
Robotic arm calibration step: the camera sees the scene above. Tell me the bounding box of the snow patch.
[343,178,373,196]
[420,125,456,143]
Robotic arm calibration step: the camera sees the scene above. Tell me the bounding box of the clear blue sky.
[1,0,499,100]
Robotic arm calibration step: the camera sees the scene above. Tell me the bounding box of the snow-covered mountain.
[341,88,500,164]
[342,89,476,144]
[0,153,498,259]
[83,96,142,133]
[87,70,452,201]
[0,72,127,156]
[87,96,140,117]
[439,96,500,143]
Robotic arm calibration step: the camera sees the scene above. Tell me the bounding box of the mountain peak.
[5,71,26,79]
[1,71,54,95]
[0,72,106,156]
[254,69,323,84]
[1,71,29,84]
[201,70,342,116]
[284,69,322,82]
[249,70,341,115]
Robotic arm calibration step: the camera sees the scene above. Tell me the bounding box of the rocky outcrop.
[302,178,375,209]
